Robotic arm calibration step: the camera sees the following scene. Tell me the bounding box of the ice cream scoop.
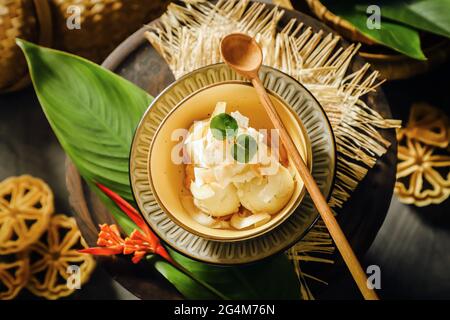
[236,165,294,215]
[191,182,240,217]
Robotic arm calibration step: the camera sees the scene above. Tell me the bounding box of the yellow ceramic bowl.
[149,82,312,241]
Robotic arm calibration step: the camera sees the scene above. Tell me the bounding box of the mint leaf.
[232,134,258,163]
[210,113,238,140]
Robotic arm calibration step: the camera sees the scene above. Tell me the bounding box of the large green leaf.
[322,0,426,60]
[165,249,300,300]
[17,39,151,202]
[19,40,301,300]
[355,0,450,39]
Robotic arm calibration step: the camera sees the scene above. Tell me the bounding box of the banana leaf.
[355,0,450,39]
[18,39,301,300]
[322,0,426,60]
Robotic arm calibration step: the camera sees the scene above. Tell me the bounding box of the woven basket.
[0,0,169,93]
[50,0,170,63]
[305,0,450,80]
[0,0,47,92]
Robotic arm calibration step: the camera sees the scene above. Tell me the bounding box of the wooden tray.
[66,4,397,299]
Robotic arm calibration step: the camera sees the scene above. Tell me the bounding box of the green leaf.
[149,254,222,299]
[19,39,301,300]
[162,249,301,300]
[232,134,258,163]
[322,0,426,60]
[210,113,238,140]
[89,183,137,235]
[17,39,151,202]
[355,0,450,39]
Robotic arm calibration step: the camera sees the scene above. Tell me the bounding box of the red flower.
[79,184,172,264]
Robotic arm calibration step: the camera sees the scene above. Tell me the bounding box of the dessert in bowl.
[148,82,312,241]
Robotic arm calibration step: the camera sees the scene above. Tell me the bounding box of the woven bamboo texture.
[0,0,38,91]
[50,0,170,63]
[0,0,170,92]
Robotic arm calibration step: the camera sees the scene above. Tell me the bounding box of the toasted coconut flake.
[230,211,271,229]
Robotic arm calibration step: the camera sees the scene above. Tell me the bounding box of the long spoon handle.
[251,77,379,300]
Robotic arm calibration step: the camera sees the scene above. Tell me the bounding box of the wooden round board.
[66,3,397,299]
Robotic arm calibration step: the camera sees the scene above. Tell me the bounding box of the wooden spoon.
[220,33,379,300]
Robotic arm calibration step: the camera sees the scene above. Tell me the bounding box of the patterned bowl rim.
[129,63,337,265]
[147,80,314,242]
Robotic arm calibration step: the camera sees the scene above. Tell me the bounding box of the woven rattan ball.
[0,0,38,91]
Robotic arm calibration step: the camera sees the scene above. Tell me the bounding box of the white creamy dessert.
[182,101,295,230]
